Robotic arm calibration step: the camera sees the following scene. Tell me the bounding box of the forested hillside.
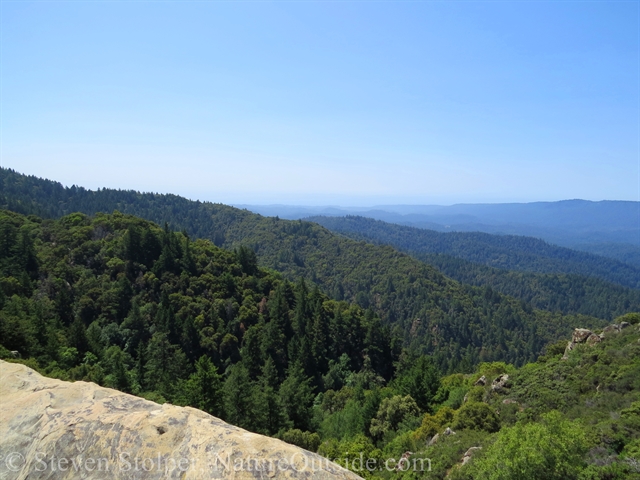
[306,215,640,290]
[243,201,640,268]
[0,169,606,368]
[2,208,639,479]
[0,209,397,437]
[417,253,640,320]
[305,216,640,320]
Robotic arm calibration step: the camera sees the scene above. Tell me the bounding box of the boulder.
[443,427,456,436]
[474,375,486,386]
[427,434,439,446]
[461,447,482,466]
[602,324,621,336]
[0,361,361,479]
[502,399,518,405]
[572,329,593,343]
[491,374,510,392]
[586,334,601,346]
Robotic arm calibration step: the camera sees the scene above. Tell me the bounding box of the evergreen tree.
[279,361,315,431]
[183,355,223,417]
[394,355,441,412]
[144,332,188,398]
[223,363,258,431]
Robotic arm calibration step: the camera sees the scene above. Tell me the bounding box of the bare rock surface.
[0,361,362,480]
[572,329,593,344]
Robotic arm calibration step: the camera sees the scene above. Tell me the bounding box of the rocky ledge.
[562,321,634,360]
[0,361,361,479]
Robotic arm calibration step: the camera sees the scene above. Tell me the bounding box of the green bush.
[465,410,590,480]
[452,402,500,433]
[279,429,321,452]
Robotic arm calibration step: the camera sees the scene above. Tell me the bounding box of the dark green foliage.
[2,170,639,479]
[308,215,640,319]
[393,355,441,412]
[0,209,395,440]
[278,429,321,452]
[308,215,640,291]
[0,168,609,371]
[451,402,500,433]
[279,361,315,432]
[223,363,259,430]
[466,411,590,480]
[181,355,223,417]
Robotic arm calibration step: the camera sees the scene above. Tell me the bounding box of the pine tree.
[184,355,223,417]
[223,363,258,431]
[279,361,315,431]
[144,332,188,398]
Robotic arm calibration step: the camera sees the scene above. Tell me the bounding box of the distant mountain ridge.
[239,200,640,267]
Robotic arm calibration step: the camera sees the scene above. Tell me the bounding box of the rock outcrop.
[473,376,486,386]
[563,323,633,360]
[491,374,509,392]
[460,447,481,466]
[0,361,362,479]
[572,328,593,344]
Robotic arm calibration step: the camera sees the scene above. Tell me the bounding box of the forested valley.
[307,215,640,320]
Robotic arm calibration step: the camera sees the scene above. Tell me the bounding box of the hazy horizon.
[2,2,638,206]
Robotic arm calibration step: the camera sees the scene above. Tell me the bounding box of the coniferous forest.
[1,170,640,479]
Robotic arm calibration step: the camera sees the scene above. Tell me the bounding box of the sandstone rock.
[474,376,486,386]
[573,328,593,343]
[461,447,482,466]
[0,361,361,479]
[586,334,601,346]
[602,324,621,336]
[491,374,510,392]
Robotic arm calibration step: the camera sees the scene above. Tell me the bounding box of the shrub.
[452,402,500,433]
[466,410,590,480]
[279,429,321,452]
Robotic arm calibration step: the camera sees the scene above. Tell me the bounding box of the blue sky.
[1,1,638,206]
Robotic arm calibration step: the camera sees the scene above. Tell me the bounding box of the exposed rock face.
[572,329,593,344]
[602,324,621,337]
[461,447,482,466]
[564,323,633,360]
[0,361,362,480]
[474,376,486,386]
[586,334,601,346]
[491,374,509,392]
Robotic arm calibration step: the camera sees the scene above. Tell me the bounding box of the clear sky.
[1,1,638,206]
